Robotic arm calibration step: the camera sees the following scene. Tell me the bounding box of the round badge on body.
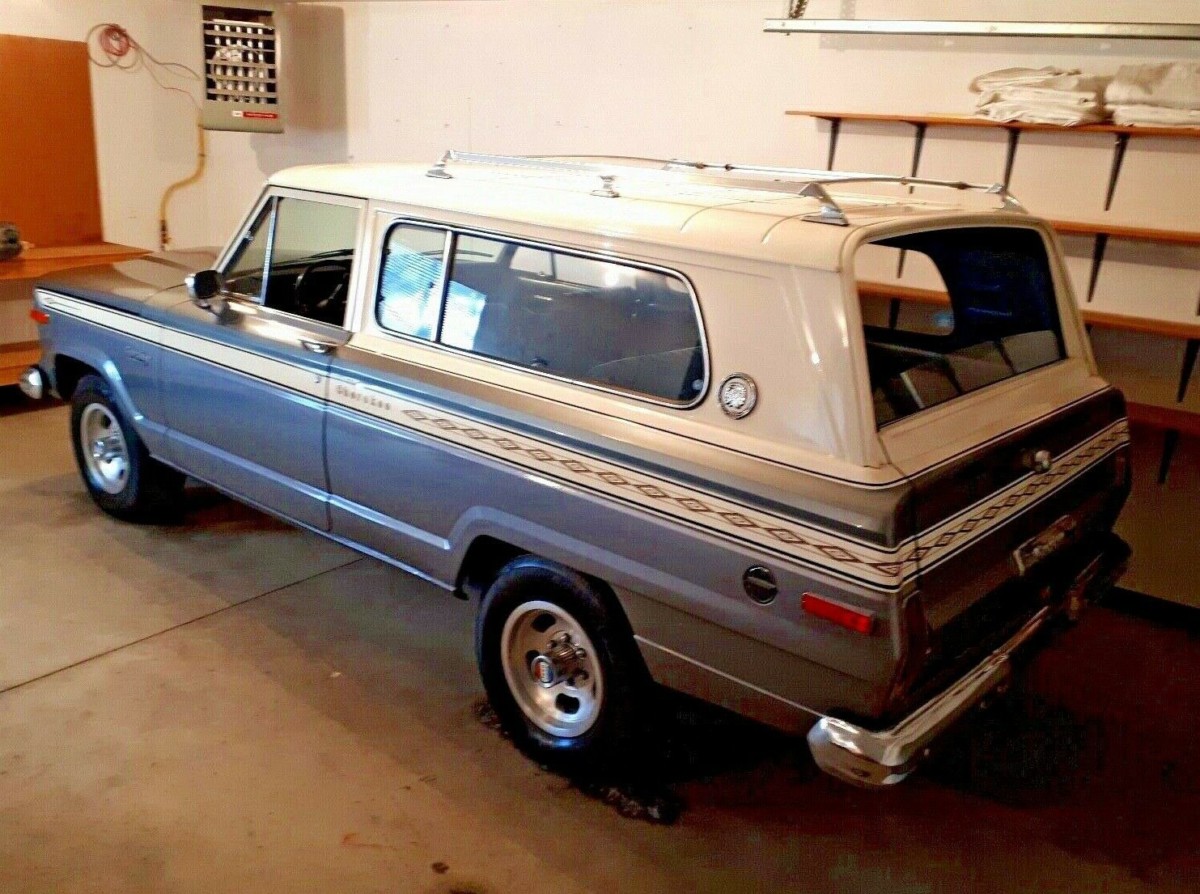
[719,374,758,419]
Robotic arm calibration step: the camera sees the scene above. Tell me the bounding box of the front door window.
[224,196,360,327]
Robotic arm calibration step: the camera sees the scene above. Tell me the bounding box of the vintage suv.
[20,152,1131,786]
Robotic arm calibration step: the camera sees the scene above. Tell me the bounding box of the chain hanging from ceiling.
[788,0,810,18]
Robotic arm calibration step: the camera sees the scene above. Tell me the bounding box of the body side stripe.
[43,291,1129,591]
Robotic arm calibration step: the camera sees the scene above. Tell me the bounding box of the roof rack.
[424,150,1026,226]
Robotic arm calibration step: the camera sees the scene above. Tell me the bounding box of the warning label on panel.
[232,110,280,120]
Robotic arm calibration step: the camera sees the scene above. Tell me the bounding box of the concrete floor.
[1,395,1198,894]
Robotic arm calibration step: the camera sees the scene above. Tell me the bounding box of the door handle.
[300,338,338,355]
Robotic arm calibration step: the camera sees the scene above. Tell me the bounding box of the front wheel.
[475,557,648,774]
[70,374,185,522]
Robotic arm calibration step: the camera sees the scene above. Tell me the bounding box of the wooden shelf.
[857,281,1200,436]
[1048,221,1200,247]
[858,281,947,306]
[858,280,1200,341]
[788,110,1200,229]
[1128,402,1200,438]
[0,242,147,285]
[788,110,1200,140]
[0,340,39,388]
[1084,310,1200,342]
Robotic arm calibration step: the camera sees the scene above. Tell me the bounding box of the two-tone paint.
[28,165,1131,766]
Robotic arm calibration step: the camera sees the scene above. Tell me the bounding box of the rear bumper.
[18,365,46,400]
[808,537,1129,787]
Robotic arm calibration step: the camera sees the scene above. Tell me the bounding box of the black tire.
[69,374,185,522]
[475,556,648,775]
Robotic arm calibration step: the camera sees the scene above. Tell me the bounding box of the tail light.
[29,308,50,325]
[802,593,876,635]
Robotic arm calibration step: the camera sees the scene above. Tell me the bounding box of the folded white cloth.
[970,67,1079,93]
[974,73,1111,126]
[972,67,1111,126]
[1107,63,1200,111]
[1111,104,1200,127]
[976,100,1107,126]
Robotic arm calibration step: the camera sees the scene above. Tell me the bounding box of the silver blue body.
[30,246,1131,785]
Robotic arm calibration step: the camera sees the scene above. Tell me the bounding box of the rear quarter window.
[376,226,707,405]
[855,226,1066,427]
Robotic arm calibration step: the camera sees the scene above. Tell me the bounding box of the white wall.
[0,0,348,251]
[338,0,1200,173]
[8,0,1200,249]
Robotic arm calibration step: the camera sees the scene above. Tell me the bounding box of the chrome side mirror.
[185,269,232,320]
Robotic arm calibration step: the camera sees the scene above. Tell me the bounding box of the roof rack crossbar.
[425,150,1026,217]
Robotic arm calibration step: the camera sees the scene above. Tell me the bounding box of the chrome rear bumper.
[808,538,1129,787]
[808,607,1049,786]
[18,366,45,401]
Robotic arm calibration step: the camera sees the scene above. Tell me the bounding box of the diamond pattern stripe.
[384,404,1127,588]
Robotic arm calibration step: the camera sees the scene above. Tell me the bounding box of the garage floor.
[2,396,1198,894]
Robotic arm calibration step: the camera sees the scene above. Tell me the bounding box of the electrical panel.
[201,5,283,134]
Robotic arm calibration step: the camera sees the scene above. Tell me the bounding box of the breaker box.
[201,5,283,134]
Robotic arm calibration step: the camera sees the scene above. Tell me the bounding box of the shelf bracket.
[1002,128,1022,191]
[1158,429,1180,485]
[908,122,928,183]
[825,117,842,171]
[1105,133,1130,211]
[1086,233,1109,302]
[896,122,929,277]
[1178,338,1199,403]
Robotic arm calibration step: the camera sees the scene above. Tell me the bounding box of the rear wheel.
[70,374,185,522]
[475,557,647,773]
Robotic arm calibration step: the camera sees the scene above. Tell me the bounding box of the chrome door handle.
[300,338,338,355]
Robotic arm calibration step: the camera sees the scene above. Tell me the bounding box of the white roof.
[268,158,1034,271]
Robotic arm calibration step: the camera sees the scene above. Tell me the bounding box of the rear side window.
[855,227,1066,427]
[376,225,707,405]
[378,224,449,339]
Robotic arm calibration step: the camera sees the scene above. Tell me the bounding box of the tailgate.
[852,221,1132,712]
[903,386,1129,637]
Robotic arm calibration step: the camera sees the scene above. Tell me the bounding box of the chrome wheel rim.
[79,403,130,495]
[500,600,605,738]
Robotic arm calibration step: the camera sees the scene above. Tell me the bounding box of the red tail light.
[802,593,876,635]
[29,308,50,325]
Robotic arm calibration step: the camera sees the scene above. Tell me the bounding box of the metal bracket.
[1086,233,1110,302]
[591,174,620,198]
[1105,133,1131,211]
[426,151,453,179]
[798,183,849,226]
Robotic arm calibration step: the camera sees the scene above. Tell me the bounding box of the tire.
[69,374,185,522]
[475,556,648,775]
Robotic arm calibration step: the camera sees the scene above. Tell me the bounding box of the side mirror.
[185,269,231,319]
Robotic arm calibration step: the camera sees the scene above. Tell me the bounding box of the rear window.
[855,227,1066,427]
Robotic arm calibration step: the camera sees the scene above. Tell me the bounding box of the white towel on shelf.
[970,67,1079,94]
[976,101,1106,127]
[1111,104,1200,127]
[974,74,1112,126]
[1107,63,1200,111]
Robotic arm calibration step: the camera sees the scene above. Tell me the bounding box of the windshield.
[855,226,1066,427]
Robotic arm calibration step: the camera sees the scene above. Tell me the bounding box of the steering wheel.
[293,260,352,323]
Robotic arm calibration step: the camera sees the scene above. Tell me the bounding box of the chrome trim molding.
[807,607,1051,787]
